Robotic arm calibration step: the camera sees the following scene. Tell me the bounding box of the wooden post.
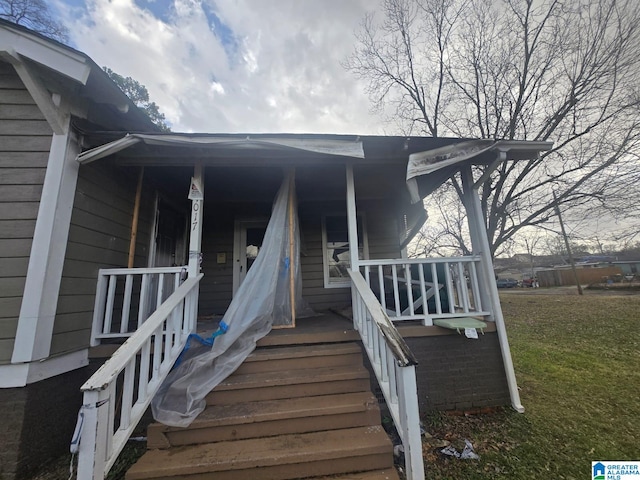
[188,164,204,278]
[273,169,297,329]
[288,171,296,327]
[346,164,359,272]
[461,166,524,413]
[128,167,144,268]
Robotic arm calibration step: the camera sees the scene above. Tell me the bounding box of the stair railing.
[348,270,425,480]
[76,273,203,480]
[90,266,187,345]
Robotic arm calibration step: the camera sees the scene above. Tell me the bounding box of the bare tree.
[0,0,68,43]
[346,0,640,256]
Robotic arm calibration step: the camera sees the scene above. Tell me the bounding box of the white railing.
[360,256,488,325]
[349,271,424,480]
[90,266,187,345]
[77,273,203,480]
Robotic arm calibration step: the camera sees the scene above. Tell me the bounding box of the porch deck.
[200,310,497,348]
[89,311,497,359]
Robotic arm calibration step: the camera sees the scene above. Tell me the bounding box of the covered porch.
[74,134,550,480]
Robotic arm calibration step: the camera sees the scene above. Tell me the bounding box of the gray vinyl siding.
[198,198,401,315]
[50,162,155,356]
[198,209,234,316]
[299,200,401,311]
[0,61,52,364]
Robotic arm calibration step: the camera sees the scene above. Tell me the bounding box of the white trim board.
[0,27,91,84]
[0,350,89,388]
[12,129,81,363]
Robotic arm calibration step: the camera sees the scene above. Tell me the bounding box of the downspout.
[460,165,524,413]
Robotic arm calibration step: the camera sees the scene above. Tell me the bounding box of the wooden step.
[147,392,380,448]
[234,342,363,375]
[207,365,371,405]
[126,426,393,480]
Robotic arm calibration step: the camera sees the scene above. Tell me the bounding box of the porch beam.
[460,166,524,413]
[473,151,506,190]
[345,163,359,272]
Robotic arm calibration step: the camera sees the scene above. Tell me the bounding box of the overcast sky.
[53,0,387,135]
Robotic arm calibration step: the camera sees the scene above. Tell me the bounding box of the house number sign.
[191,202,200,231]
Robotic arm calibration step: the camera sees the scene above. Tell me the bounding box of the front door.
[146,196,188,314]
[154,198,187,267]
[232,219,268,296]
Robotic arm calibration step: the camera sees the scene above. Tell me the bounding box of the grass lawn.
[420,292,640,479]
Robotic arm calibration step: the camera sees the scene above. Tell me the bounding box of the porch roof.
[75,132,552,201]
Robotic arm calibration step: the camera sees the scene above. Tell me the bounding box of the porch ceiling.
[145,162,409,205]
[81,133,551,206]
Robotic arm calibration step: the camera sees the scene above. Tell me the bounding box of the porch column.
[188,163,204,277]
[345,163,359,273]
[460,165,524,413]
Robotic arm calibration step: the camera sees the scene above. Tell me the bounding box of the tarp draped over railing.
[152,171,310,427]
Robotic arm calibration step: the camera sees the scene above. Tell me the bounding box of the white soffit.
[0,26,90,84]
[77,134,366,164]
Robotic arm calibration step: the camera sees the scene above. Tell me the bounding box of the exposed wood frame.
[285,169,296,328]
[128,167,145,268]
[12,127,82,365]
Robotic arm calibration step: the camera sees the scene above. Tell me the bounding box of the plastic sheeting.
[76,133,365,164]
[152,171,309,427]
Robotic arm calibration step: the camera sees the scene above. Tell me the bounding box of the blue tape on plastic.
[175,322,228,367]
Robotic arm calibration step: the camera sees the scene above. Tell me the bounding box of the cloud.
[56,0,386,134]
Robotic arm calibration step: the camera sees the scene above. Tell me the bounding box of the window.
[322,214,368,288]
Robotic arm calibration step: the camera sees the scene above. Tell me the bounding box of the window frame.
[321,213,369,289]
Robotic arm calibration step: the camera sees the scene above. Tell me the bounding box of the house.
[612,260,640,278]
[0,20,553,480]
[0,19,162,479]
